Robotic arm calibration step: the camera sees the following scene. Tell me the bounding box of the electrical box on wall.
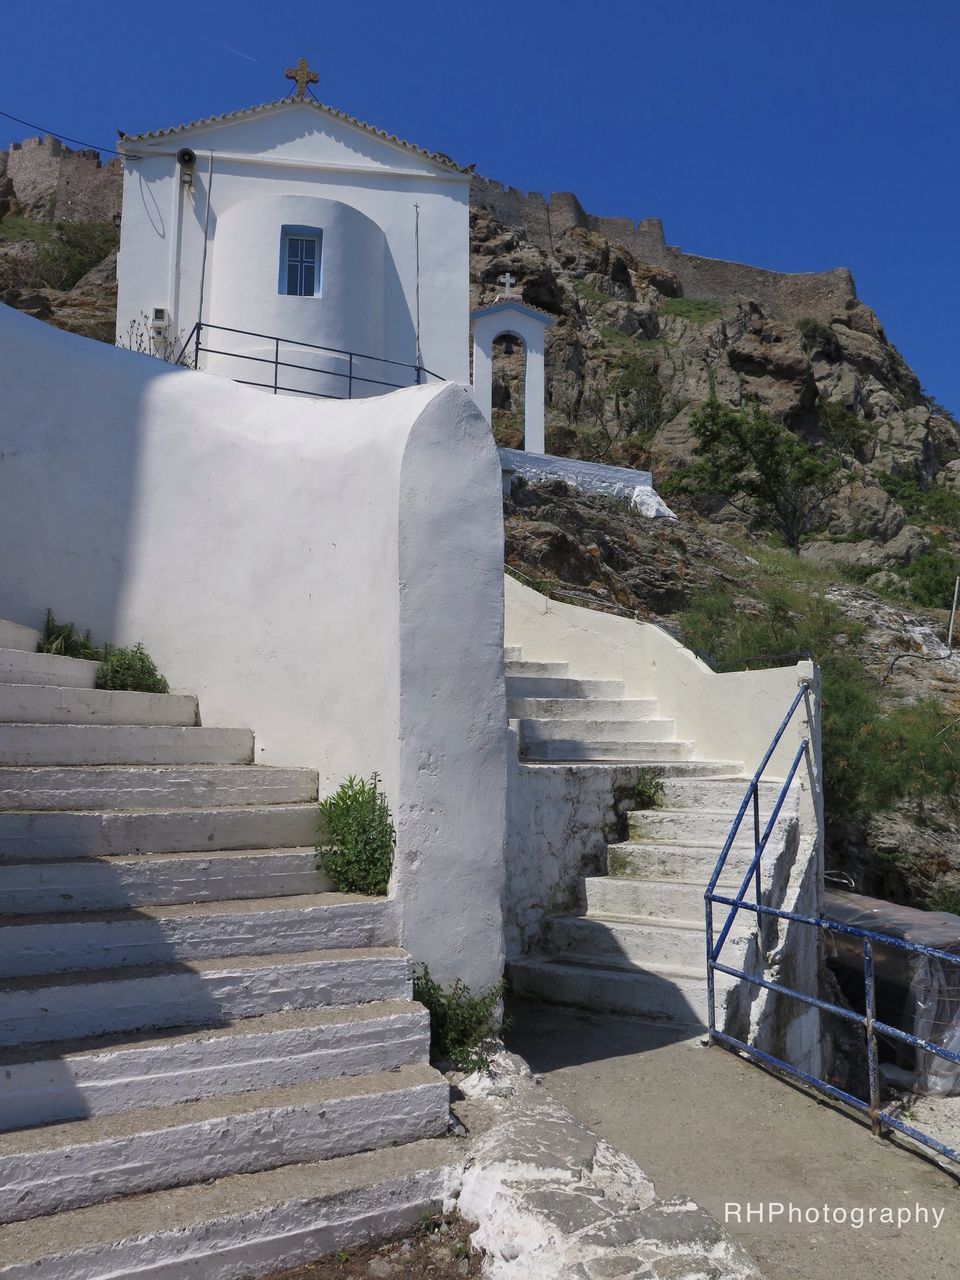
[151,308,170,334]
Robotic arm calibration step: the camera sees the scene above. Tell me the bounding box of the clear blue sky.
[6,1,959,414]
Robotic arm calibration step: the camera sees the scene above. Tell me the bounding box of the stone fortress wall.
[0,135,122,223]
[472,175,856,322]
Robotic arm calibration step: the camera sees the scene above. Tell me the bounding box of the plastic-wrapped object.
[825,890,960,1094]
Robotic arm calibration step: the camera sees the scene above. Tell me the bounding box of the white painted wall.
[116,101,470,385]
[0,305,506,991]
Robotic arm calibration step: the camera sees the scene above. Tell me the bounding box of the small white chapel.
[116,60,555,445]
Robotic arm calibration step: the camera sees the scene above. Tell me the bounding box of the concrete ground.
[506,998,960,1280]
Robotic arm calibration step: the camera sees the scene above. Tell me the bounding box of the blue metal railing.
[706,680,960,1169]
[175,322,443,400]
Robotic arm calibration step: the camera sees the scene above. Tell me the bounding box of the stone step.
[514,717,677,743]
[0,848,328,915]
[503,645,522,661]
[0,802,318,861]
[544,912,750,970]
[0,999,430,1130]
[659,777,786,811]
[521,739,696,762]
[627,807,796,846]
[0,946,412,1047]
[503,659,569,677]
[0,621,40,653]
[0,765,318,811]
[606,840,760,882]
[0,1134,457,1280]
[583,876,748,921]
[0,684,200,727]
[508,697,658,721]
[0,650,99,689]
[519,760,746,780]
[505,675,626,699]
[0,723,253,766]
[0,894,395,978]
[508,955,726,1026]
[0,1062,449,1223]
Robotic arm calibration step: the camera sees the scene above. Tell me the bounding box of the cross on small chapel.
[498,271,518,298]
[285,58,319,101]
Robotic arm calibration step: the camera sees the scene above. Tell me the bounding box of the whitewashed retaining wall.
[0,306,507,990]
[499,448,676,519]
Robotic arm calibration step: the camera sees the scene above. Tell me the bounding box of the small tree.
[685,398,845,553]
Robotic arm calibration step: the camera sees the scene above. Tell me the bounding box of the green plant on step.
[95,643,170,694]
[317,772,395,895]
[634,767,665,810]
[38,609,101,660]
[412,964,504,1073]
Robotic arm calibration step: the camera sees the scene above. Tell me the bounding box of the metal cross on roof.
[285,58,319,100]
[497,271,518,298]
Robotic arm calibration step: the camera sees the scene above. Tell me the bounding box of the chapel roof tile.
[120,96,470,173]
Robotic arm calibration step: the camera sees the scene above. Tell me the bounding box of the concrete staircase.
[0,621,452,1277]
[507,646,700,764]
[507,646,788,1029]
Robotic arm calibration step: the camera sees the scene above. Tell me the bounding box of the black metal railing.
[176,323,442,401]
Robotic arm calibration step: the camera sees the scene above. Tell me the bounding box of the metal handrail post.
[273,339,280,395]
[864,938,882,1137]
[348,353,354,400]
[194,323,201,371]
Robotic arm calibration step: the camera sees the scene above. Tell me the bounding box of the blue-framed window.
[279,227,323,297]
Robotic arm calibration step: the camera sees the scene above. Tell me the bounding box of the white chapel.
[116,60,472,398]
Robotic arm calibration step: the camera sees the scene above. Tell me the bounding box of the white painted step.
[505,675,626,699]
[0,999,430,1129]
[0,802,318,860]
[627,807,796,846]
[0,621,40,653]
[0,946,412,1046]
[0,1062,448,1223]
[0,1134,457,1280]
[515,717,677,743]
[509,956,723,1026]
[0,650,99,689]
[504,659,569,677]
[0,723,253,766]
[659,777,786,811]
[0,894,395,977]
[0,848,328,915]
[521,739,696,762]
[544,912,751,970]
[504,645,522,661]
[0,684,199,727]
[584,876,747,921]
[0,765,317,811]
[606,840,759,881]
[508,696,658,720]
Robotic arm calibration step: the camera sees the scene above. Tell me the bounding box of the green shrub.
[634,768,665,809]
[661,296,722,323]
[95,643,169,694]
[35,221,118,290]
[678,581,960,825]
[796,317,840,359]
[897,548,959,608]
[317,773,395,895]
[38,608,100,660]
[412,964,503,1072]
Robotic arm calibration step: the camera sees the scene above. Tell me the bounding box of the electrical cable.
[0,109,127,157]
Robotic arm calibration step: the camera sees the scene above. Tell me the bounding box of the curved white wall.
[0,305,507,990]
[207,194,403,396]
